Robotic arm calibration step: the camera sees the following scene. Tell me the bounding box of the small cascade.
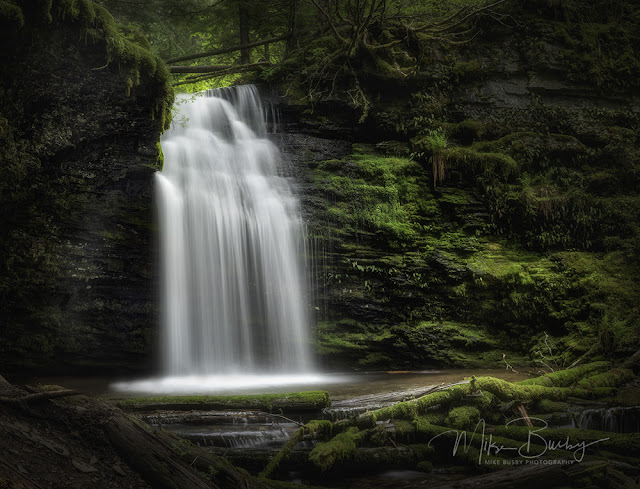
[137,410,305,450]
[168,423,296,449]
[576,406,640,433]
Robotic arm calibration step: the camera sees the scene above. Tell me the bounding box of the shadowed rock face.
[0,5,171,375]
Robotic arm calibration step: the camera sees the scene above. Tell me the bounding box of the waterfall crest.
[156,85,313,376]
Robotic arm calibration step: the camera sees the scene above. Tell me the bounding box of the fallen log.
[165,34,291,64]
[168,61,269,74]
[0,389,79,405]
[103,409,221,489]
[117,391,331,414]
[104,408,276,488]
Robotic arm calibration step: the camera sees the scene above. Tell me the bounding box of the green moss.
[446,119,488,143]
[116,391,331,412]
[577,368,634,389]
[452,59,482,80]
[51,0,96,24]
[518,361,611,387]
[414,321,497,350]
[445,406,481,430]
[362,372,627,429]
[313,320,398,367]
[492,425,640,457]
[10,0,173,129]
[553,20,640,88]
[308,427,363,471]
[549,251,640,356]
[312,153,430,241]
[155,141,164,170]
[0,1,24,29]
[534,399,570,414]
[259,425,306,479]
[442,146,519,181]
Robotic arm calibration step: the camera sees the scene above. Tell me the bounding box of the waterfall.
[156,85,313,377]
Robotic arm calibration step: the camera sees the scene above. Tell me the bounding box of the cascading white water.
[156,85,313,377]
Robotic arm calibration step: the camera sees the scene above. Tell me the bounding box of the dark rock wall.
[0,2,171,374]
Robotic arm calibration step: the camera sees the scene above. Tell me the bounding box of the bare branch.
[413,0,506,35]
[429,5,473,28]
[310,0,349,44]
[431,0,507,33]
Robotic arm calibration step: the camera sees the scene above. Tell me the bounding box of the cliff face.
[271,1,640,370]
[1,0,637,375]
[0,1,172,374]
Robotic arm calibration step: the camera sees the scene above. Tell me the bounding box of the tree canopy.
[96,0,514,92]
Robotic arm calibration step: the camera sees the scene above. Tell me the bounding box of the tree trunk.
[239,1,251,64]
[285,0,297,58]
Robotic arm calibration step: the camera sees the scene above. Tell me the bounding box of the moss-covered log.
[308,426,364,471]
[518,361,611,387]
[116,391,331,413]
[356,366,633,428]
[259,420,332,479]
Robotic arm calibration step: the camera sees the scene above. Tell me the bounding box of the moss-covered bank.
[268,0,640,370]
